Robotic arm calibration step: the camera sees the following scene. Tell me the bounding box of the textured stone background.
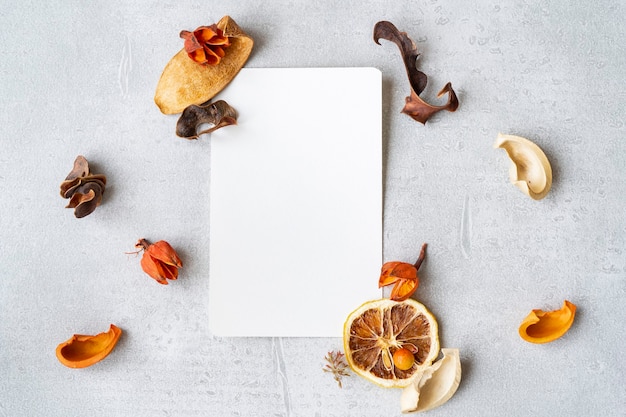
[0,1,624,416]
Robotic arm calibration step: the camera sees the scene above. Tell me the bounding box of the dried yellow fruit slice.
[519,300,576,344]
[154,15,253,115]
[343,299,440,388]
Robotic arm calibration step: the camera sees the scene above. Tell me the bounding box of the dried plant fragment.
[176,100,238,139]
[323,350,351,388]
[494,133,553,200]
[56,324,122,368]
[59,155,106,218]
[403,82,459,124]
[373,21,458,124]
[519,300,576,344]
[155,16,254,115]
[379,243,427,301]
[133,239,183,285]
[400,348,462,413]
[180,24,231,66]
[373,21,427,96]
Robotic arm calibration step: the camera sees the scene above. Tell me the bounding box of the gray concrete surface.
[0,1,624,416]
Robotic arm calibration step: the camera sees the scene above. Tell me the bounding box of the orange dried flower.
[180,24,231,66]
[134,239,183,284]
[379,243,427,301]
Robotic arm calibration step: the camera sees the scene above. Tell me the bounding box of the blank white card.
[209,68,382,337]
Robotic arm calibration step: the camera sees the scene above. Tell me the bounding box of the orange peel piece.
[518,300,576,344]
[56,324,122,368]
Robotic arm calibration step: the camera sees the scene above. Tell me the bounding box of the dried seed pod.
[59,155,106,218]
[180,24,231,66]
[134,239,183,285]
[56,324,122,368]
[379,243,427,301]
[494,133,553,200]
[155,16,254,115]
[176,100,237,139]
[519,300,576,344]
[373,21,458,124]
[400,348,462,413]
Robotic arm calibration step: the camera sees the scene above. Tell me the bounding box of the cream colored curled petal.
[400,348,462,414]
[493,133,552,200]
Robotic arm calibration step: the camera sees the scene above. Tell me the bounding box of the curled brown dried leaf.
[176,100,238,139]
[59,155,106,218]
[373,21,458,124]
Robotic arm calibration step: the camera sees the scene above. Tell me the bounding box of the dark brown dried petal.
[402,82,459,124]
[374,20,458,124]
[60,156,106,218]
[176,100,237,139]
[374,21,427,95]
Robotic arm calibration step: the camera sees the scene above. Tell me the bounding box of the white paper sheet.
[208,68,382,337]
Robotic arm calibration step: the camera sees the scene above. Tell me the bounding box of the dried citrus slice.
[343,298,440,388]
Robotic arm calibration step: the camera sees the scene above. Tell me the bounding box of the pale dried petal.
[400,348,462,413]
[494,133,553,200]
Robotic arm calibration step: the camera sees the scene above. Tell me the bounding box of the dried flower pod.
[379,243,427,301]
[373,21,458,124]
[134,239,183,285]
[519,300,576,344]
[59,155,106,218]
[180,24,231,66]
[56,324,122,368]
[176,100,238,139]
[155,16,254,115]
[400,348,462,413]
[494,133,553,200]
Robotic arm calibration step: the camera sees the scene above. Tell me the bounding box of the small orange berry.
[392,348,415,371]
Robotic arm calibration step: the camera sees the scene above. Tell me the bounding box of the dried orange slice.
[343,299,440,388]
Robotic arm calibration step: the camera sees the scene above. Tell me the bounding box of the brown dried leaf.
[373,21,427,95]
[373,21,458,124]
[176,100,238,139]
[402,82,459,125]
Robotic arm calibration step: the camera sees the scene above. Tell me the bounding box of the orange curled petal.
[148,240,183,267]
[379,262,417,287]
[202,47,222,65]
[389,263,418,279]
[197,25,230,47]
[379,261,420,301]
[379,261,403,287]
[188,48,208,64]
[195,26,219,42]
[140,253,169,284]
[389,278,418,302]
[56,324,122,368]
[519,300,577,344]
